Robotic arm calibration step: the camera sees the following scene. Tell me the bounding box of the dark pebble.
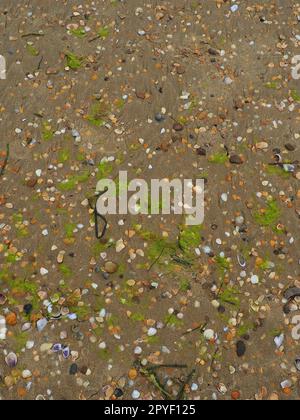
[23,304,33,315]
[114,388,124,398]
[229,155,243,165]
[69,364,78,375]
[197,147,207,156]
[208,48,219,56]
[285,143,296,151]
[155,113,164,122]
[80,366,88,375]
[102,272,110,280]
[236,340,246,357]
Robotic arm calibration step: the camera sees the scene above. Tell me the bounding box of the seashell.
[60,306,70,316]
[274,154,282,163]
[295,358,300,372]
[22,322,32,332]
[284,287,300,301]
[5,352,18,368]
[52,343,62,353]
[49,305,62,319]
[62,346,70,359]
[237,254,246,268]
[37,318,48,332]
[283,164,295,173]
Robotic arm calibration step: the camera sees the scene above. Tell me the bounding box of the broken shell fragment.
[284,287,300,301]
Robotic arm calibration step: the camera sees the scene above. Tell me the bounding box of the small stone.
[26,178,37,188]
[281,380,292,389]
[136,91,146,100]
[114,388,124,398]
[173,123,184,132]
[116,239,126,253]
[221,193,228,203]
[231,390,241,400]
[250,275,259,285]
[57,251,65,264]
[132,390,141,399]
[128,368,138,380]
[274,334,284,348]
[236,341,246,357]
[155,113,164,122]
[40,267,49,276]
[224,76,233,85]
[176,66,186,75]
[147,327,157,337]
[23,304,33,316]
[37,318,48,332]
[4,376,15,388]
[104,261,118,274]
[22,370,32,379]
[6,312,17,326]
[208,48,220,56]
[285,143,296,151]
[40,343,53,352]
[229,155,243,165]
[69,363,78,375]
[256,142,269,150]
[197,147,207,156]
[26,341,34,350]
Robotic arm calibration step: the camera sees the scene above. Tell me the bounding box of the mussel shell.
[52,343,62,353]
[295,358,300,372]
[62,346,70,359]
[5,352,18,368]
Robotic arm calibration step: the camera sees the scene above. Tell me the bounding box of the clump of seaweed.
[254,199,281,227]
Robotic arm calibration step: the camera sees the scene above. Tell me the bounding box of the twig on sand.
[177,369,196,400]
[21,32,45,38]
[148,247,165,272]
[181,322,207,337]
[136,361,189,400]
